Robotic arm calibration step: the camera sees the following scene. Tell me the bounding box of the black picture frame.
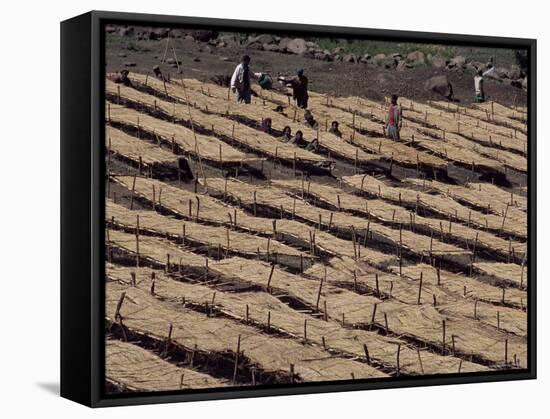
[61,10,537,408]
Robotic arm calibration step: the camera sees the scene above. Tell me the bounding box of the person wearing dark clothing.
[109,69,133,87]
[328,121,342,138]
[386,94,402,140]
[279,69,309,109]
[287,130,304,145]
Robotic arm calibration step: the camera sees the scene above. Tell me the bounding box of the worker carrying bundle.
[278,69,309,108]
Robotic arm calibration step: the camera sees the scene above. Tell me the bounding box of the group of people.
[229,54,405,143]
[109,54,491,150]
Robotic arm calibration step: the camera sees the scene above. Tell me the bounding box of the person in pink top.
[386,94,403,140]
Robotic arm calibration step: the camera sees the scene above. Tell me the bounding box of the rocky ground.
[106,26,528,106]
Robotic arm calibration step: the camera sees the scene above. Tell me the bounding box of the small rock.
[193,57,201,62]
[117,52,127,58]
[332,47,346,55]
[219,56,230,61]
[123,62,137,67]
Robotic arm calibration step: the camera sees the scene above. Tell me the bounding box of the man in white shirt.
[230,55,262,104]
[474,66,495,103]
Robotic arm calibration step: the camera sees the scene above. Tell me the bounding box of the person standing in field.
[230,55,262,104]
[474,66,495,103]
[386,94,402,140]
[279,69,309,108]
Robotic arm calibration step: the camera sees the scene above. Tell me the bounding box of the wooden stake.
[316,271,324,310]
[417,349,424,374]
[417,273,423,305]
[232,335,241,384]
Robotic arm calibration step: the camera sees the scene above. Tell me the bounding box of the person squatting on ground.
[306,138,319,152]
[386,94,402,140]
[230,55,262,104]
[280,126,292,142]
[109,69,133,87]
[287,130,304,145]
[328,120,342,138]
[279,69,309,109]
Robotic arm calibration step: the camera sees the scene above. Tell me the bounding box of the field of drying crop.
[104,71,528,394]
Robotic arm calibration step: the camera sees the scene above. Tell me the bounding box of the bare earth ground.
[106,35,527,106]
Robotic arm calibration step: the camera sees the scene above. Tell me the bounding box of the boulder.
[105,25,118,34]
[396,61,413,71]
[373,53,386,61]
[380,57,397,69]
[117,26,134,37]
[306,41,319,49]
[332,47,346,55]
[447,55,466,68]
[430,55,447,68]
[285,38,308,55]
[254,34,275,45]
[359,54,372,64]
[263,43,281,52]
[343,54,358,63]
[190,30,218,42]
[507,64,522,80]
[406,50,425,65]
[390,53,403,60]
[278,38,292,51]
[314,51,333,61]
[424,75,453,98]
[151,28,170,40]
[246,41,264,50]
